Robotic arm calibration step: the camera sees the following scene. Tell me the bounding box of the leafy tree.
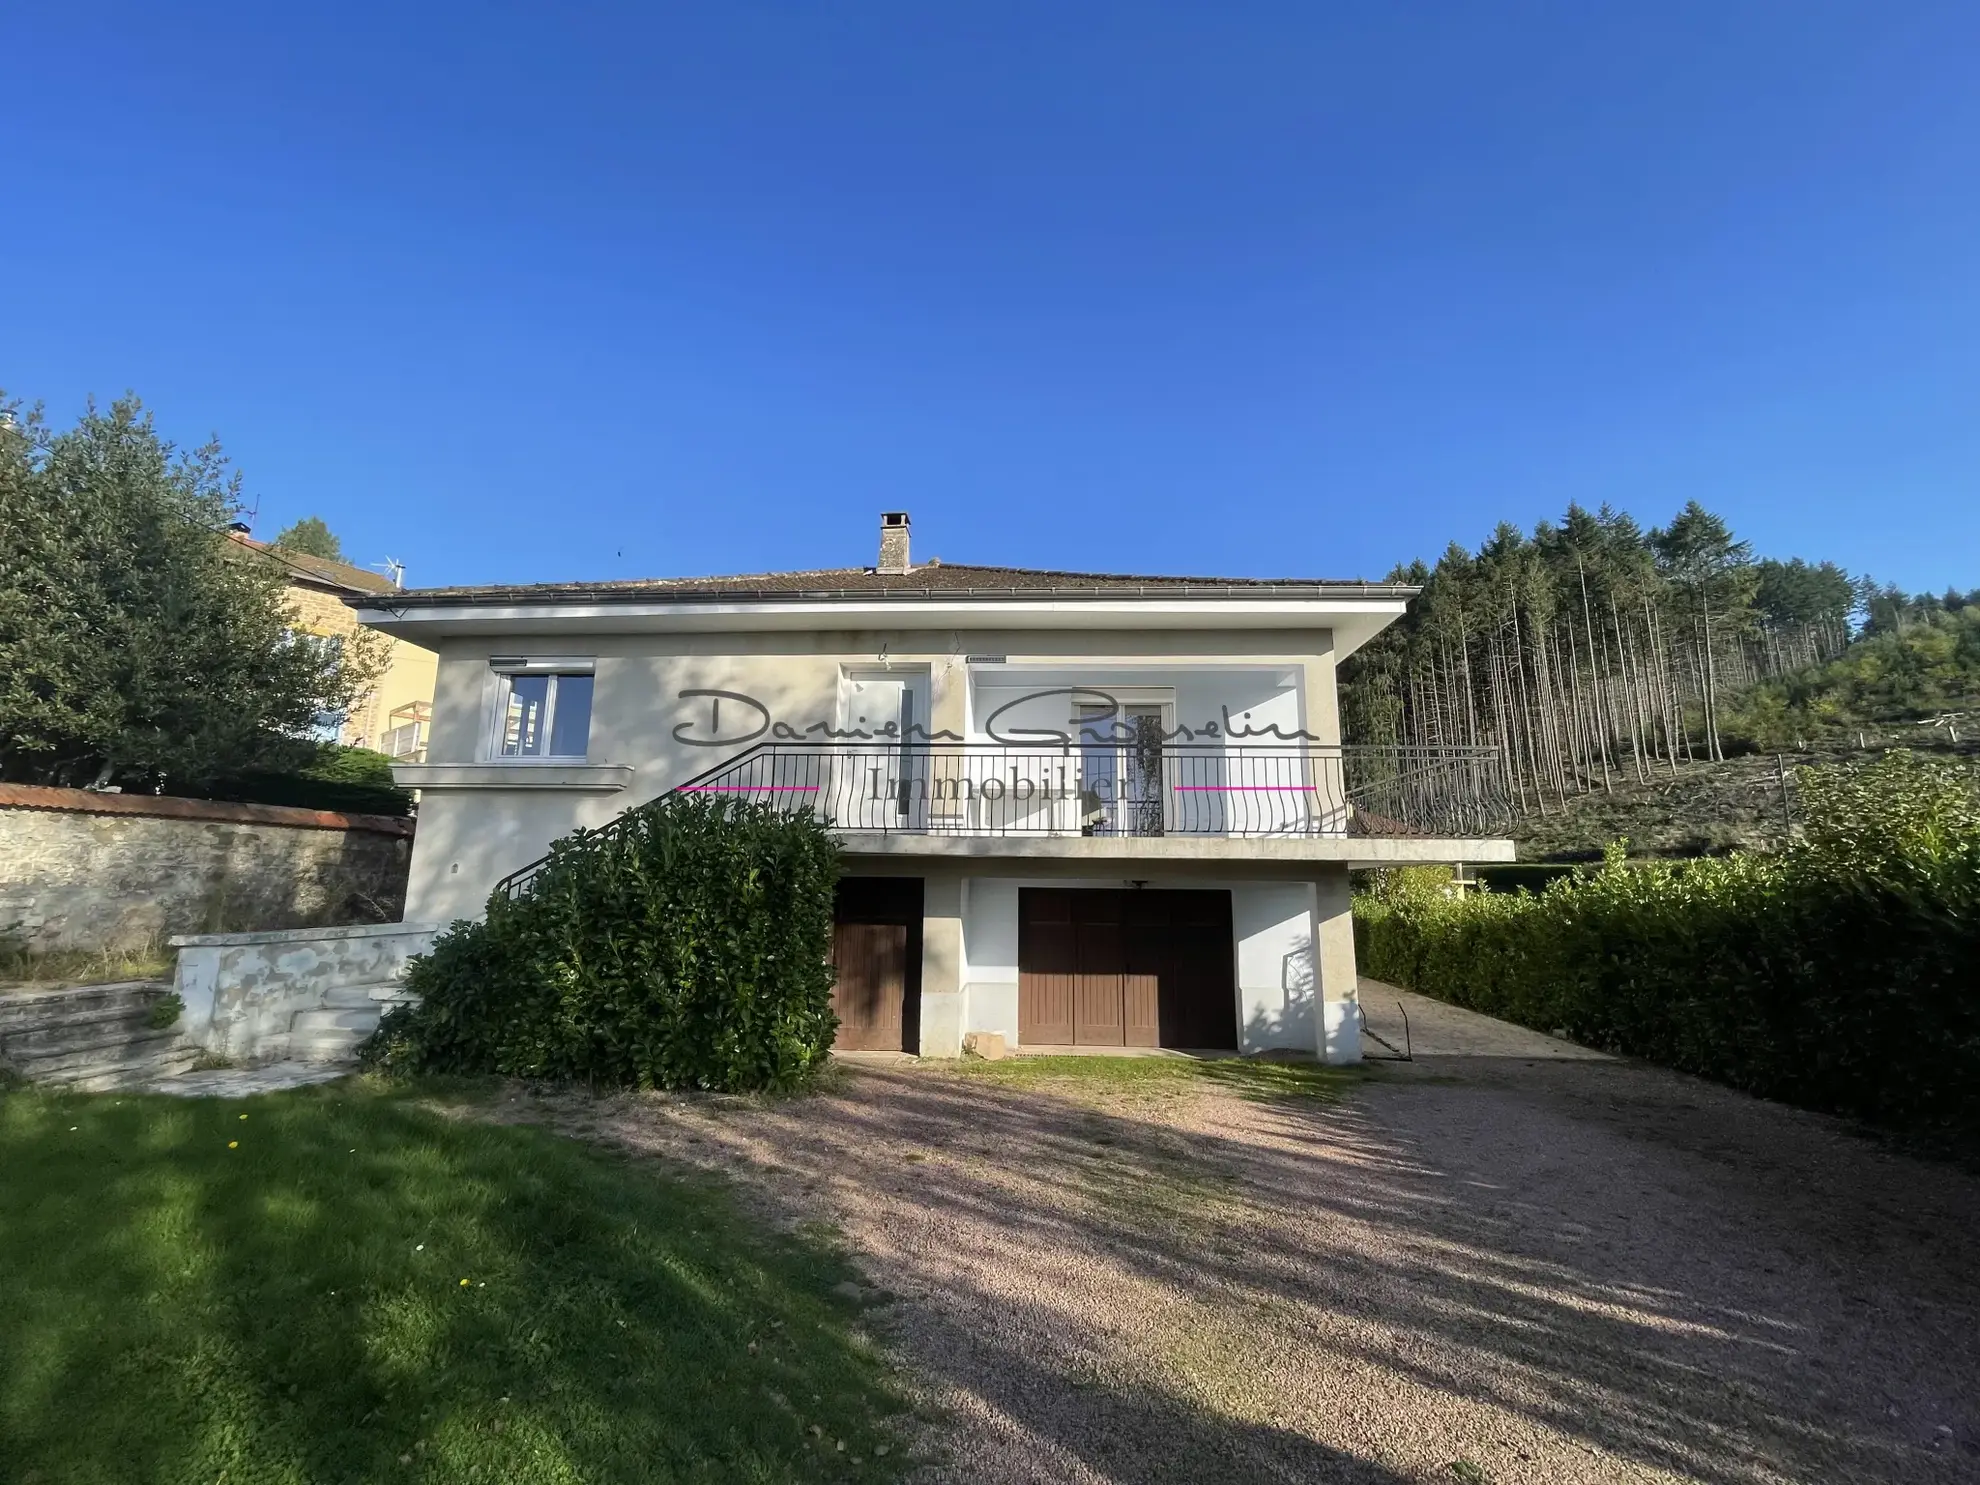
[274,515,345,562]
[1859,578,1980,637]
[0,392,380,792]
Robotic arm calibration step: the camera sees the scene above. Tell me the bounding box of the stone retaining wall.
[0,783,415,954]
[172,921,440,1062]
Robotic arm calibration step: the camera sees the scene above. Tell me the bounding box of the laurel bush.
[365,794,840,1092]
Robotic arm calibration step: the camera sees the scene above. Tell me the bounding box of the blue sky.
[6,4,1976,593]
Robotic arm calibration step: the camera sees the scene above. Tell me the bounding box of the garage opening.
[1017,888,1237,1050]
[830,877,923,1052]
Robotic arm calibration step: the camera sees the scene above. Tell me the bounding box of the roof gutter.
[349,580,1421,612]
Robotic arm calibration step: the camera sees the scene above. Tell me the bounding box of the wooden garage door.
[831,878,922,1052]
[1018,889,1236,1050]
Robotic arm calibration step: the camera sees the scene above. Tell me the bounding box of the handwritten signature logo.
[670,687,1321,747]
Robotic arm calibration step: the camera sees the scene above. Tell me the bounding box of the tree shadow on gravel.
[563,1058,1980,1485]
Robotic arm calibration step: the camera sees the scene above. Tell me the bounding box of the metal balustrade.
[495,742,1511,899]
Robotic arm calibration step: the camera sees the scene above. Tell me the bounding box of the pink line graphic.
[1173,785,1313,792]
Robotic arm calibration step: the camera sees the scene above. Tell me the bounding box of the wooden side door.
[1158,890,1238,1050]
[831,877,923,1052]
[830,922,907,1051]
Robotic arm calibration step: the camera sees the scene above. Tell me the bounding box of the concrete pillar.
[1314,865,1361,1064]
[1302,636,1349,834]
[919,872,965,1057]
[930,653,968,741]
[927,657,969,833]
[1301,636,1343,746]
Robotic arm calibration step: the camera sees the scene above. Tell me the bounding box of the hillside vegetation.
[1333,494,1975,859]
[1511,741,1980,860]
[1339,501,1857,810]
[1725,595,1979,750]
[1511,593,1980,859]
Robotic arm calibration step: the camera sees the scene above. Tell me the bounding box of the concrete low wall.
[0,783,415,954]
[172,920,442,1062]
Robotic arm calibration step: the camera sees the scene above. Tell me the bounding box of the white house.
[355,513,1513,1064]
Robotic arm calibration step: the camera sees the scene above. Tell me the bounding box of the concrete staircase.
[284,979,418,1063]
[172,921,439,1069]
[0,981,200,1090]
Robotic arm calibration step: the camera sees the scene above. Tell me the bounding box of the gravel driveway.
[528,986,1980,1484]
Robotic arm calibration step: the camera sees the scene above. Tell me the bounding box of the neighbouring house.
[355,513,1514,1063]
[229,531,439,760]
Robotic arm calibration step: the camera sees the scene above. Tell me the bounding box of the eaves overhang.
[348,589,1417,660]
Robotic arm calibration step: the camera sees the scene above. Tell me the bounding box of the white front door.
[837,671,930,830]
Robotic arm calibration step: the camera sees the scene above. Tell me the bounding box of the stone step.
[0,981,170,1028]
[0,1012,167,1058]
[318,983,403,1011]
[147,1062,351,1097]
[291,1007,382,1035]
[56,1047,205,1092]
[289,1027,373,1063]
[0,1001,162,1041]
[5,1026,190,1079]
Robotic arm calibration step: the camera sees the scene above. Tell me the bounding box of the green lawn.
[0,1079,909,1485]
[947,1054,1362,1102]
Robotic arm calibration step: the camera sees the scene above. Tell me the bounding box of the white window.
[489,660,595,760]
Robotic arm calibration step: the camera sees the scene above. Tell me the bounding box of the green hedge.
[1356,754,1980,1146]
[365,793,840,1091]
[193,745,413,817]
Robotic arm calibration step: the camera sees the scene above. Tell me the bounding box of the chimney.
[878,511,911,574]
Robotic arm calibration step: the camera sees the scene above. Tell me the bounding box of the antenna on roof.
[375,558,406,589]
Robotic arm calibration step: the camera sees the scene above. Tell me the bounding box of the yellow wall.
[344,639,440,756]
[278,578,437,757]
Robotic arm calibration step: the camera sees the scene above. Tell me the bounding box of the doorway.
[1076,704,1167,837]
[838,670,931,830]
[830,877,922,1052]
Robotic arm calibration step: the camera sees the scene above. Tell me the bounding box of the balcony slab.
[834,832,1515,875]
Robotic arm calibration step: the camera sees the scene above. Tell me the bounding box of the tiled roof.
[359,560,1415,609]
[228,533,400,595]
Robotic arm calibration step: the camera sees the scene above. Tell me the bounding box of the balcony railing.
[381,719,427,761]
[496,741,1511,899]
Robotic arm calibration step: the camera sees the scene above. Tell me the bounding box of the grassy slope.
[0,1079,909,1485]
[0,943,175,991]
[1513,753,1805,860]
